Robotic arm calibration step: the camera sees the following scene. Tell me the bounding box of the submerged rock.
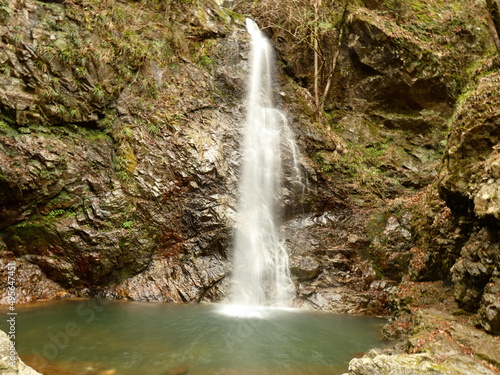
[19,353,119,375]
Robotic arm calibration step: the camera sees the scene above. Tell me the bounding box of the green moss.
[200,55,214,67]
[456,89,474,105]
[0,120,17,135]
[118,236,129,250]
[0,64,11,76]
[11,219,55,245]
[0,0,11,22]
[92,85,105,100]
[46,208,66,218]
[374,264,385,279]
[7,0,221,128]
[113,141,137,176]
[147,123,160,136]
[44,189,76,211]
[122,220,133,230]
[44,207,76,220]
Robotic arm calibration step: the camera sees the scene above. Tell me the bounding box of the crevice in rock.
[438,186,475,218]
[348,48,383,77]
[196,274,226,302]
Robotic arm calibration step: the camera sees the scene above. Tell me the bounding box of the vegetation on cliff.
[0,0,242,301]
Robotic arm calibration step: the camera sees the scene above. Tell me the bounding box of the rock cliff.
[0,0,351,307]
[0,0,242,303]
[439,62,500,335]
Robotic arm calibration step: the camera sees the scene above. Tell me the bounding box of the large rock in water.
[0,330,41,375]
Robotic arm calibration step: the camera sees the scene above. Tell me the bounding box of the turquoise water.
[1,300,384,375]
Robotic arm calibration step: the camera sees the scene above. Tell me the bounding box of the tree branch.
[320,0,349,109]
[486,0,500,52]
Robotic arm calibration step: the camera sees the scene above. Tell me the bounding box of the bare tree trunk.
[313,0,321,118]
[320,0,349,110]
[486,0,500,51]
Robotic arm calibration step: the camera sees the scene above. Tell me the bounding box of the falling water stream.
[227,18,298,311]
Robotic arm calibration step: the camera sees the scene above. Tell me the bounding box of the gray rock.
[0,330,41,375]
[344,309,500,375]
[450,229,498,314]
[479,277,500,335]
[289,256,321,280]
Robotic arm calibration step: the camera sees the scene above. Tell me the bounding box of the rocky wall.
[0,0,353,308]
[438,65,500,335]
[0,0,245,302]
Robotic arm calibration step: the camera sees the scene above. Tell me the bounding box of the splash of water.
[227,19,302,312]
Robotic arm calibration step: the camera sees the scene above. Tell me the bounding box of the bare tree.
[286,0,349,119]
[486,0,500,51]
[319,0,349,116]
[236,0,350,120]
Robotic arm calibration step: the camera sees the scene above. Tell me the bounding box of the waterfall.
[227,19,300,311]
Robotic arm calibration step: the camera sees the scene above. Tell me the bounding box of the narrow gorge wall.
[437,63,500,334]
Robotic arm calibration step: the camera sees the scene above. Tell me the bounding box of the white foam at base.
[217,303,298,319]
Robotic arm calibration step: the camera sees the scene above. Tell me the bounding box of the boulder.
[289,256,321,281]
[0,330,41,375]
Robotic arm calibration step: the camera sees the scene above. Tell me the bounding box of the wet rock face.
[0,64,243,298]
[368,212,414,281]
[342,12,455,122]
[290,256,321,281]
[450,226,500,335]
[439,70,500,219]
[285,210,394,316]
[0,1,117,128]
[0,0,247,301]
[480,277,500,335]
[451,229,498,311]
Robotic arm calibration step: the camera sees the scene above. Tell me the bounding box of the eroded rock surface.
[0,0,245,302]
[437,66,500,334]
[343,309,500,375]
